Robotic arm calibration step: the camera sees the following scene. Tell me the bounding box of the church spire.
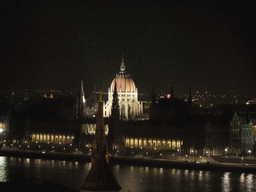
[80,89,122,191]
[91,90,109,165]
[111,79,119,119]
[81,79,84,95]
[120,55,126,72]
[78,79,86,119]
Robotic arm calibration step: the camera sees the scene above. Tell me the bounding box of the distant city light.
[167,94,171,99]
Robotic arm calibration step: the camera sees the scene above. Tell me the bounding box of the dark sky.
[1,1,256,96]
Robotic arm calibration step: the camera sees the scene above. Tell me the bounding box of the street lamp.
[241,157,244,165]
[248,150,251,156]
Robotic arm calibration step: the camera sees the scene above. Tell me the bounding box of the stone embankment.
[1,149,256,173]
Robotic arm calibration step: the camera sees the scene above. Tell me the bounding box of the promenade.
[1,149,256,173]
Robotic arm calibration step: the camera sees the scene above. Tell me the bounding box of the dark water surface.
[0,156,256,192]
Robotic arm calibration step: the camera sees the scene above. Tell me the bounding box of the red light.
[167,94,171,99]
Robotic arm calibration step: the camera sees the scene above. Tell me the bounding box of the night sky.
[1,1,256,96]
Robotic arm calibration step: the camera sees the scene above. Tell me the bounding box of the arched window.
[167,140,171,150]
[177,140,180,150]
[139,138,142,148]
[32,134,36,142]
[126,138,129,147]
[36,134,39,142]
[130,138,134,147]
[134,138,138,148]
[148,139,152,149]
[157,139,161,149]
[85,124,89,135]
[67,136,70,143]
[105,124,109,135]
[153,139,156,149]
[162,140,166,149]
[63,135,66,144]
[93,124,96,134]
[89,124,94,135]
[143,138,147,148]
[172,140,176,150]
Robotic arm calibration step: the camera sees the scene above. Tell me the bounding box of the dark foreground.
[1,149,256,191]
[0,182,78,192]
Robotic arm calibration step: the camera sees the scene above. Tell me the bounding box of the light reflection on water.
[0,156,256,191]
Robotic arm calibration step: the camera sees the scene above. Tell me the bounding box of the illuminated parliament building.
[104,57,143,120]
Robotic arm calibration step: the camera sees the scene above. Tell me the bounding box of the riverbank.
[0,149,90,162]
[111,156,256,173]
[1,149,256,173]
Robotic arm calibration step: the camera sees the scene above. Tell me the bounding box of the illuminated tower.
[91,91,109,165]
[111,80,119,120]
[80,90,122,192]
[77,79,86,119]
[105,56,143,120]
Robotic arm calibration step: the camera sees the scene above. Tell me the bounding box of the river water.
[0,156,256,192]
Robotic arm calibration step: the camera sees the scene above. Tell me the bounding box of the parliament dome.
[110,56,136,93]
[110,75,136,92]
